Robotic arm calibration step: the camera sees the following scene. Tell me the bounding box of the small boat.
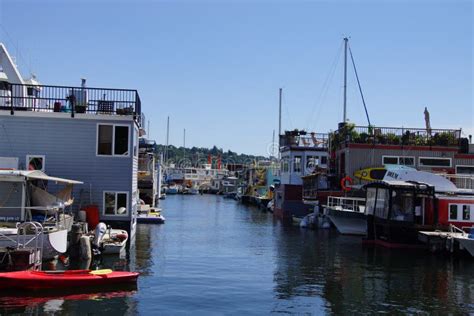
[137,205,165,224]
[101,229,128,255]
[0,269,139,290]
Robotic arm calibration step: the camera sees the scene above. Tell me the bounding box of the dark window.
[114,126,129,155]
[28,156,44,171]
[456,166,474,175]
[321,156,327,164]
[449,204,458,220]
[117,193,128,213]
[400,157,415,166]
[104,192,116,215]
[383,157,398,164]
[419,158,451,167]
[98,125,113,155]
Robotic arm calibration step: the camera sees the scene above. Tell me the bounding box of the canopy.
[0,170,83,184]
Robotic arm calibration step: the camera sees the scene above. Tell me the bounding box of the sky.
[0,0,472,156]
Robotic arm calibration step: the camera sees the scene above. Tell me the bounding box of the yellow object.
[89,269,113,275]
[353,167,387,181]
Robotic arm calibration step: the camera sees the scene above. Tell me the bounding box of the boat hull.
[0,270,139,290]
[326,208,367,235]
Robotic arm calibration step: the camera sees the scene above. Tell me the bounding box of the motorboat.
[92,223,128,255]
[137,204,165,224]
[0,269,139,290]
[324,196,367,235]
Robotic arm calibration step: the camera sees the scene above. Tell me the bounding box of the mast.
[165,116,170,164]
[272,129,275,158]
[278,88,282,137]
[183,128,186,161]
[343,37,348,123]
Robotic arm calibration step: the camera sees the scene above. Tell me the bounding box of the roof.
[0,170,83,184]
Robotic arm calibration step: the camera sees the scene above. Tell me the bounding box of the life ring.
[341,176,353,192]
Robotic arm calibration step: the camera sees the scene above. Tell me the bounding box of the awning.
[0,170,83,184]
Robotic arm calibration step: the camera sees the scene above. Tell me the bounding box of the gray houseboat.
[0,43,144,238]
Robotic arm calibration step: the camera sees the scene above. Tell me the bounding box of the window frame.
[418,157,452,168]
[448,203,472,222]
[382,155,415,166]
[293,156,302,173]
[96,123,131,157]
[26,155,46,172]
[103,191,129,216]
[456,165,474,175]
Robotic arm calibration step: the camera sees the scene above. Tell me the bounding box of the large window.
[365,188,377,215]
[103,191,128,216]
[97,124,130,156]
[390,191,414,222]
[294,156,302,173]
[26,155,45,171]
[382,156,415,166]
[419,157,451,167]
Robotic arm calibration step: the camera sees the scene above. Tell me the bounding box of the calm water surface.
[1,194,473,315]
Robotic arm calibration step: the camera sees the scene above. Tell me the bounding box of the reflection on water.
[0,195,473,314]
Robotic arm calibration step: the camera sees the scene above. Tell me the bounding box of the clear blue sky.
[1,0,472,156]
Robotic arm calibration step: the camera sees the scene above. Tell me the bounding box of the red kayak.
[0,269,139,290]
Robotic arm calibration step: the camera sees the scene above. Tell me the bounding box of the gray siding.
[337,146,463,178]
[0,113,138,223]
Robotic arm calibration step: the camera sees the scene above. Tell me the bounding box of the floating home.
[0,43,144,238]
[275,130,329,220]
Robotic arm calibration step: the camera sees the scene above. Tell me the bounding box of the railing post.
[70,88,75,118]
[10,83,14,115]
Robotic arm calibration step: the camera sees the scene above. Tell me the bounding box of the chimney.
[81,78,86,88]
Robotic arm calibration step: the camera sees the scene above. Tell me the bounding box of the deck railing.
[326,196,366,213]
[331,125,461,149]
[280,132,329,149]
[0,83,141,122]
[439,174,474,190]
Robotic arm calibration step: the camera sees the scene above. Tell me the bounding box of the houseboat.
[275,130,329,221]
[0,42,145,239]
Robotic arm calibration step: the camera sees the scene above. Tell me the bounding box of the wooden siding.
[0,114,138,222]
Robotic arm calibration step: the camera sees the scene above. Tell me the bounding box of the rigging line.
[348,44,371,127]
[0,23,34,75]
[305,40,344,130]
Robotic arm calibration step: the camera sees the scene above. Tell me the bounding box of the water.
[1,195,473,315]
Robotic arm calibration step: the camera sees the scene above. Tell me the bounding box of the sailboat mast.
[183,128,186,161]
[278,88,282,136]
[165,116,170,164]
[343,37,348,123]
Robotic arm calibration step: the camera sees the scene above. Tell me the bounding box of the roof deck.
[332,124,462,149]
[0,83,142,124]
[279,130,329,151]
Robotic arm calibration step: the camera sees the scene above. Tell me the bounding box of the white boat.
[137,204,165,224]
[166,184,179,194]
[101,228,128,255]
[324,196,366,235]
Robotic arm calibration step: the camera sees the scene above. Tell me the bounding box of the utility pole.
[343,37,348,123]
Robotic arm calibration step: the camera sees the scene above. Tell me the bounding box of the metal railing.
[0,83,141,121]
[332,125,461,148]
[325,196,366,213]
[439,173,474,190]
[280,132,329,149]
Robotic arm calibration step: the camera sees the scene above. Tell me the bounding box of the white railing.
[439,174,474,190]
[326,196,366,213]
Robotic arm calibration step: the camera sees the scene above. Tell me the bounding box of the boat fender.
[79,235,92,260]
[341,176,353,192]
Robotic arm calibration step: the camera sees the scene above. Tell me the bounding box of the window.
[390,191,414,222]
[456,165,474,175]
[26,155,45,172]
[419,157,451,167]
[306,156,319,169]
[294,156,302,173]
[382,156,415,166]
[374,188,389,219]
[365,188,377,215]
[103,191,128,215]
[321,156,328,165]
[97,124,130,156]
[449,204,458,220]
[462,205,470,220]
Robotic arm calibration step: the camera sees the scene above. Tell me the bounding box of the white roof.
[0,170,83,184]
